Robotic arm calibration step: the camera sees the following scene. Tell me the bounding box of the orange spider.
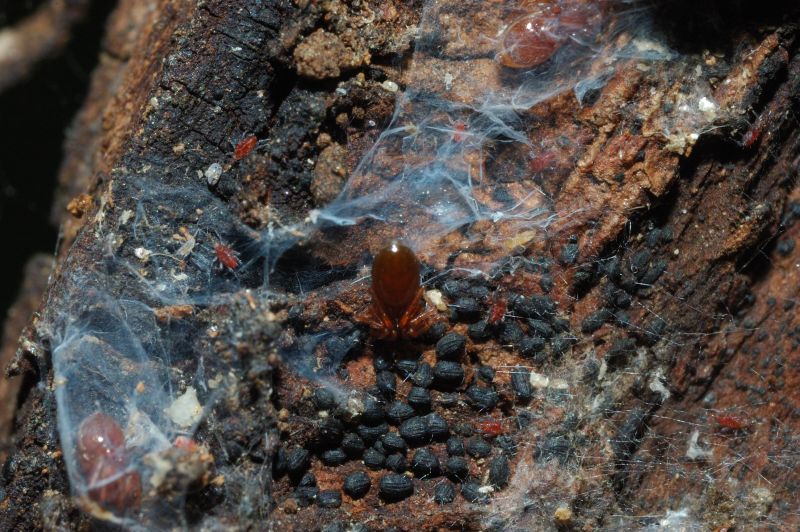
[356,241,439,340]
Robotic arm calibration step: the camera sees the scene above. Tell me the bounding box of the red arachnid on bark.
[356,241,438,340]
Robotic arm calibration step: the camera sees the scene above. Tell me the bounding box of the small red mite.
[233,135,258,161]
[76,412,142,512]
[716,414,746,431]
[477,419,503,437]
[356,241,438,340]
[452,121,467,143]
[214,243,241,270]
[487,295,507,326]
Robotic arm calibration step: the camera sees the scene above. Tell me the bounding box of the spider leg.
[354,288,398,339]
[398,287,440,339]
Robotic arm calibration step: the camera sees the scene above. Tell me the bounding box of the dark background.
[0,0,115,326]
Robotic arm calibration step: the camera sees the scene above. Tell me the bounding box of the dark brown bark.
[1,1,798,530]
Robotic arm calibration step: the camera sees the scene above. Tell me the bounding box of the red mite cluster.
[76,412,142,512]
[497,0,601,69]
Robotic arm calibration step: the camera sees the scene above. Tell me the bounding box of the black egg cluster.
[273,325,525,507]
[438,276,578,366]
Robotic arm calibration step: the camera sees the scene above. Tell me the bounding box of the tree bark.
[1,1,798,530]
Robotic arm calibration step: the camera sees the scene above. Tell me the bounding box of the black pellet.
[581,309,611,334]
[299,472,316,487]
[434,481,456,504]
[477,365,495,383]
[411,363,434,388]
[433,360,465,388]
[379,474,414,502]
[469,285,490,299]
[363,447,386,469]
[424,322,448,343]
[510,366,532,401]
[372,441,386,455]
[461,481,489,503]
[407,386,432,412]
[615,291,632,309]
[496,435,517,456]
[445,456,469,481]
[425,412,450,441]
[511,294,555,320]
[528,319,554,338]
[468,320,492,341]
[560,240,579,264]
[629,250,652,280]
[343,471,371,499]
[322,448,348,467]
[317,490,342,508]
[411,448,441,478]
[441,279,466,299]
[394,359,418,378]
[454,423,474,437]
[357,422,389,444]
[777,238,795,256]
[488,455,509,488]
[322,522,346,532]
[361,398,385,426]
[465,385,498,412]
[294,485,319,507]
[500,320,524,345]
[373,353,392,372]
[466,436,492,458]
[640,259,667,285]
[437,393,459,408]
[376,370,397,399]
[342,433,365,458]
[520,336,545,358]
[287,448,310,479]
[454,297,482,322]
[539,275,553,293]
[382,432,407,455]
[605,338,637,368]
[399,416,429,447]
[385,453,407,472]
[534,434,573,464]
[551,335,576,357]
[446,436,465,456]
[317,417,344,448]
[313,388,337,411]
[552,317,570,333]
[273,447,288,479]
[436,332,466,359]
[386,401,415,425]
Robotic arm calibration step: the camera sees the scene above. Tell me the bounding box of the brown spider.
[355,241,439,340]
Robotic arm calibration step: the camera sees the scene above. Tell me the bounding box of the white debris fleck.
[134,247,151,261]
[529,371,550,388]
[145,452,172,488]
[652,508,693,529]
[335,87,348,96]
[381,80,399,92]
[698,96,716,113]
[649,370,671,402]
[478,485,495,494]
[119,209,134,225]
[164,386,203,428]
[204,162,223,186]
[685,430,712,460]
[425,289,447,312]
[444,72,454,90]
